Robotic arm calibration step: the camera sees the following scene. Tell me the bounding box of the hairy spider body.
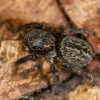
[25,29,55,51]
[57,36,93,67]
[14,22,100,97]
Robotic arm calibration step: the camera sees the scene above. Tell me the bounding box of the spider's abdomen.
[58,36,93,67]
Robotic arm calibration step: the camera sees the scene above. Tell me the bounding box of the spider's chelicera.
[14,22,100,88]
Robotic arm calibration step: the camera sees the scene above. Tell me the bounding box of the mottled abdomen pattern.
[60,36,93,67]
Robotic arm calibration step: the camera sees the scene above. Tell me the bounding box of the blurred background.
[0,0,100,100]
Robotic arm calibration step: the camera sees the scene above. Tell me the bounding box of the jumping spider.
[14,22,100,89]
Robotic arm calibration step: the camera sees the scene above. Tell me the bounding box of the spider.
[14,22,100,89]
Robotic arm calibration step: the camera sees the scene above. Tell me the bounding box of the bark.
[0,0,100,100]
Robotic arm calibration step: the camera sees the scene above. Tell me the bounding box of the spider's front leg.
[14,62,43,81]
[14,55,44,79]
[14,54,38,65]
[14,22,51,33]
[62,63,100,88]
[17,62,43,78]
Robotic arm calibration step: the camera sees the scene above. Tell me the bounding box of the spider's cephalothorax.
[14,22,100,95]
[25,29,55,51]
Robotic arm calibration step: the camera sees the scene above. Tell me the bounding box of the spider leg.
[13,57,45,80]
[72,67,100,88]
[61,63,73,71]
[50,64,59,82]
[19,63,43,76]
[14,62,43,81]
[14,54,38,65]
[62,63,100,88]
[54,26,93,37]
[53,26,64,38]
[14,22,51,33]
[41,22,51,32]
[50,64,59,96]
[63,28,93,35]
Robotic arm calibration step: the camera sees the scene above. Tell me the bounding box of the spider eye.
[33,45,44,50]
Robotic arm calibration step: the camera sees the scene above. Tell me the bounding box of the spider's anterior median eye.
[33,45,44,50]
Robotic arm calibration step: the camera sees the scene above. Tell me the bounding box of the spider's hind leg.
[61,63,100,88]
[72,67,100,88]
